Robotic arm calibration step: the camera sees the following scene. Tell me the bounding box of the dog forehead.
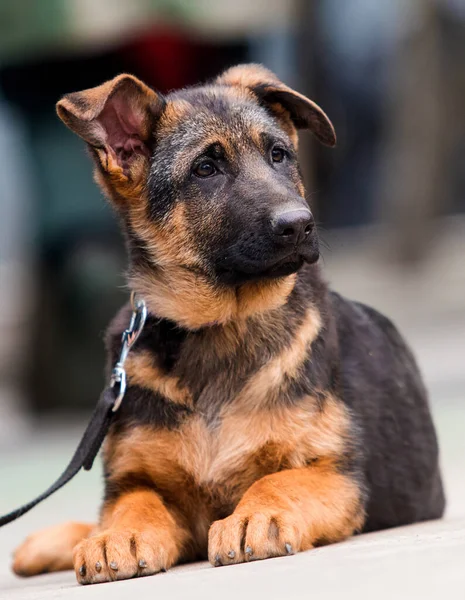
[156,86,282,154]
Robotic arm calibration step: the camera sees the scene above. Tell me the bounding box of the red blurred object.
[124,27,199,93]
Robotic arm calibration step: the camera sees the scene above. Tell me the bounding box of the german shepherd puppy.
[12,65,444,584]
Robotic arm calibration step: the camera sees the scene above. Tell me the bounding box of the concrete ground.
[1,221,464,599]
[1,520,465,600]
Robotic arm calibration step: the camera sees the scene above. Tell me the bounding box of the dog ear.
[217,64,336,147]
[56,74,164,180]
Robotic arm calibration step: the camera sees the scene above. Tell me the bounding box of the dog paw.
[74,528,177,584]
[208,510,303,566]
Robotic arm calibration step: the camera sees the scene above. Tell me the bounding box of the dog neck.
[127,265,327,331]
[125,262,328,362]
[106,262,331,421]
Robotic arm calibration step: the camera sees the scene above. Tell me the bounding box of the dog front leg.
[208,462,365,565]
[74,489,190,584]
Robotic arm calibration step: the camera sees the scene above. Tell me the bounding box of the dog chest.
[105,394,349,508]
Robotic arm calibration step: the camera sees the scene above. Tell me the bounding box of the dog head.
[56,64,335,329]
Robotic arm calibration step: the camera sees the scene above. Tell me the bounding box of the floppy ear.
[217,64,336,147]
[56,74,164,180]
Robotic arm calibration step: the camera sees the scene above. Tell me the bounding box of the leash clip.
[110,292,147,412]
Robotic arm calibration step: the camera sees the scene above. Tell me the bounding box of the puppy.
[12,65,445,584]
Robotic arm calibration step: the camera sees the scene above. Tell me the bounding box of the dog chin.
[216,252,318,286]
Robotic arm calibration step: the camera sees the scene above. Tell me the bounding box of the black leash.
[0,388,116,527]
[0,293,147,528]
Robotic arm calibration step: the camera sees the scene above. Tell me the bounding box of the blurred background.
[0,0,464,557]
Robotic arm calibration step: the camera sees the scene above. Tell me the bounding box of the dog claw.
[285,543,293,555]
[227,550,235,559]
[109,561,118,571]
[95,561,102,572]
[79,565,86,577]
[138,559,147,569]
[214,554,221,566]
[245,546,253,557]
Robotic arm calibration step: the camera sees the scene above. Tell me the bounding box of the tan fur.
[100,392,354,571]
[94,152,151,207]
[268,101,299,147]
[105,393,350,514]
[125,351,193,407]
[230,305,321,409]
[158,98,193,133]
[235,275,297,321]
[13,522,95,577]
[208,462,364,565]
[200,319,249,358]
[74,490,190,584]
[101,394,357,569]
[13,393,354,580]
[130,265,297,330]
[129,201,202,270]
[216,64,282,91]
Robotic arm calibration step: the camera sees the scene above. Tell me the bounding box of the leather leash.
[0,293,147,528]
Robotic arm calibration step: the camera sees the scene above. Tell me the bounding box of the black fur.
[330,294,445,528]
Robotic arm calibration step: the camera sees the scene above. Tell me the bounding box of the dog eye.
[271,147,286,163]
[193,160,217,178]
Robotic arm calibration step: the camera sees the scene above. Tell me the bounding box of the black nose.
[271,208,314,245]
